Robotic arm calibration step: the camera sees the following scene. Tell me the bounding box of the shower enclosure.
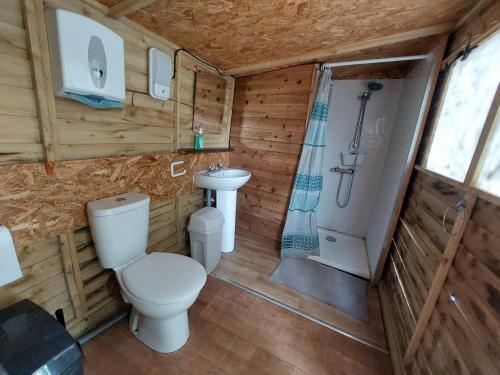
[307,56,436,280]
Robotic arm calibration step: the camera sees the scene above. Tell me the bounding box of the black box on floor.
[0,299,83,375]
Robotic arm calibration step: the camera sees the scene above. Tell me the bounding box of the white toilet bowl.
[86,192,207,353]
[117,252,207,353]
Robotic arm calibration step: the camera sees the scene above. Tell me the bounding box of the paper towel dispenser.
[45,9,125,108]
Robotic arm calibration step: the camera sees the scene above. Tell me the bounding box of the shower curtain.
[281,69,332,258]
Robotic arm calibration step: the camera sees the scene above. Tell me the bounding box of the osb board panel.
[0,151,229,247]
[193,69,227,134]
[97,0,475,70]
[229,65,313,241]
[0,0,43,164]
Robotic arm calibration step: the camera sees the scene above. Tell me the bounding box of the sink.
[194,168,251,191]
[193,168,251,253]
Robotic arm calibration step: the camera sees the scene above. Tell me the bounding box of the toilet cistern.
[194,167,251,252]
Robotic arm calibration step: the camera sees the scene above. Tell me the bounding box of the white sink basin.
[194,168,251,191]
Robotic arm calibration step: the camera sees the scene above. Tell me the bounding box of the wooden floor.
[212,231,388,351]
[83,277,392,374]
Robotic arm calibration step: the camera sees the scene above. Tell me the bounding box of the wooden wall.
[0,0,232,338]
[379,4,500,373]
[0,0,44,163]
[0,0,234,164]
[229,64,315,241]
[380,169,500,374]
[0,150,228,338]
[0,188,205,338]
[228,62,414,241]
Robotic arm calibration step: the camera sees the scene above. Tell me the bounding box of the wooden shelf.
[177,148,233,154]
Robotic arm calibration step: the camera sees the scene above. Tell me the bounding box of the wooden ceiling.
[97,0,477,74]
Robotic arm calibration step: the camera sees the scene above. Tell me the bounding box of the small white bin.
[188,207,225,274]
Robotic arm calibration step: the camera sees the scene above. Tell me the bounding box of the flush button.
[116,197,126,202]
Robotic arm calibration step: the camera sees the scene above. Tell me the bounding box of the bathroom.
[0,0,499,374]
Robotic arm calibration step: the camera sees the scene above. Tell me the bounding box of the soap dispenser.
[194,128,204,151]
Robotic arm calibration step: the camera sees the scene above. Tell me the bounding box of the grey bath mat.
[270,258,369,322]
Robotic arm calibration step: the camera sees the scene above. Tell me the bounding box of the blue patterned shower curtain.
[281,69,332,258]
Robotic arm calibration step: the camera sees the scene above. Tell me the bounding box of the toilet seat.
[121,253,207,305]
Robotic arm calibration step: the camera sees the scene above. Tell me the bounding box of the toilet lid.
[122,253,207,304]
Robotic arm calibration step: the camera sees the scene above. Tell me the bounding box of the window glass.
[476,108,500,196]
[424,32,500,181]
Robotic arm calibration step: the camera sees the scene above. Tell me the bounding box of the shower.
[333,81,383,208]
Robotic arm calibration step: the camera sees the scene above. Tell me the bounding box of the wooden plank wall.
[379,5,500,374]
[229,64,315,241]
[0,150,228,338]
[0,0,234,164]
[0,193,202,338]
[380,169,500,374]
[0,0,232,338]
[0,0,44,163]
[177,57,234,149]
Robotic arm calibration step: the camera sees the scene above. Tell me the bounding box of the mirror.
[193,68,227,135]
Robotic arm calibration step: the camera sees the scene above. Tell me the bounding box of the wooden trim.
[463,84,500,186]
[58,233,84,319]
[371,34,448,285]
[22,0,59,161]
[442,24,500,68]
[413,164,464,189]
[109,0,158,18]
[403,192,477,364]
[63,231,89,313]
[454,0,495,28]
[225,23,455,77]
[173,52,183,150]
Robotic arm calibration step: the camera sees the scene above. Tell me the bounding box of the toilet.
[87,192,206,353]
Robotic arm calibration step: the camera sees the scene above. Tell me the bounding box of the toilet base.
[129,308,189,353]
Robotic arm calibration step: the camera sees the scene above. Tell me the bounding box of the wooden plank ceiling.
[97,0,476,74]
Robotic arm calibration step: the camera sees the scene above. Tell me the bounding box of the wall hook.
[170,160,186,177]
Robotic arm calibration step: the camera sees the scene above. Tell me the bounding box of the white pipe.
[322,53,433,69]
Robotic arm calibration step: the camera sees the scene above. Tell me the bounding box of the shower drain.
[326,236,337,243]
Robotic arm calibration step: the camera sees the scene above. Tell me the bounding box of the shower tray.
[308,227,371,279]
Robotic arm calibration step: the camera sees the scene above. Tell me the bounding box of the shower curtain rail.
[321,53,433,70]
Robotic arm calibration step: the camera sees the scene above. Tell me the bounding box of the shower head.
[361,80,384,100]
[368,81,384,91]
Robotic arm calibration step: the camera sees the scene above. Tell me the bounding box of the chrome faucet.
[216,163,224,170]
[207,164,215,172]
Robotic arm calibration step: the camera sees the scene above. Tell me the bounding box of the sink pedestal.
[216,190,237,252]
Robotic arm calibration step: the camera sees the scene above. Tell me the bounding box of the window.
[424,32,500,183]
[475,108,500,196]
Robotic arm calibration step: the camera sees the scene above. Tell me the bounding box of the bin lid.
[0,299,82,375]
[188,207,224,234]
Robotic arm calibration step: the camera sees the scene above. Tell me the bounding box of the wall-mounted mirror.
[193,68,227,135]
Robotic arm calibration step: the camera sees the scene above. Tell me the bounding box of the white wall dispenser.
[0,226,22,287]
[149,48,173,100]
[45,9,125,109]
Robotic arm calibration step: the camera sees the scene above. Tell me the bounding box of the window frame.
[419,32,500,204]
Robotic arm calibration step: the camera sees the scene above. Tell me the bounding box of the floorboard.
[83,277,392,374]
[212,232,388,351]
